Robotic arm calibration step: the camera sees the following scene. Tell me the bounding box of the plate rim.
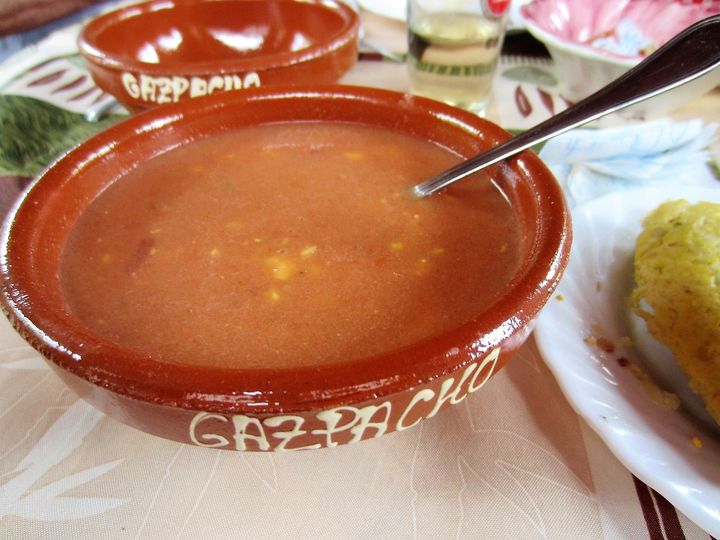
[534,185,720,536]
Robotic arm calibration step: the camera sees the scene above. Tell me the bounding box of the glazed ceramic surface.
[0,86,570,451]
[78,0,360,110]
[519,0,720,111]
[535,187,720,536]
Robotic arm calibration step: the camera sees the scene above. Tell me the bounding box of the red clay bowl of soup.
[0,86,571,451]
[77,0,359,111]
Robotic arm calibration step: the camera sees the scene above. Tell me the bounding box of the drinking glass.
[407,0,511,116]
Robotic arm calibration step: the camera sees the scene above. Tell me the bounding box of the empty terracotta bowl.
[78,0,360,110]
[0,86,571,451]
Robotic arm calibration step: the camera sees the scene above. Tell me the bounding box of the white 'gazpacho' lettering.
[121,72,261,104]
[189,348,501,451]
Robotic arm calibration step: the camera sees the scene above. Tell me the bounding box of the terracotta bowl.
[77,0,360,111]
[0,86,571,451]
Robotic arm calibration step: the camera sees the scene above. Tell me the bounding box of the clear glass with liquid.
[407,0,510,116]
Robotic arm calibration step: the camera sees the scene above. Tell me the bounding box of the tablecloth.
[0,10,718,540]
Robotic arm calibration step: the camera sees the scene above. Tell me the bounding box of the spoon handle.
[412,14,720,198]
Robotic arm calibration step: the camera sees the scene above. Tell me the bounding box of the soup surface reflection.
[60,122,521,368]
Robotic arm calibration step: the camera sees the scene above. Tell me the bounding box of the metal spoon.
[412,14,720,198]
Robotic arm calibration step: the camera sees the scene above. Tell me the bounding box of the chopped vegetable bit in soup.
[60,123,522,369]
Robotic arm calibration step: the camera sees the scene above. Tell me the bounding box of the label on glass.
[482,0,510,17]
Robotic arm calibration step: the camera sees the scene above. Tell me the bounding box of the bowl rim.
[77,0,360,76]
[519,13,636,67]
[0,85,571,415]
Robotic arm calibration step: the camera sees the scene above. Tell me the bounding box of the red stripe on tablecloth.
[68,87,99,102]
[27,57,62,72]
[650,487,686,540]
[358,51,384,61]
[633,475,666,540]
[28,69,66,87]
[51,75,88,94]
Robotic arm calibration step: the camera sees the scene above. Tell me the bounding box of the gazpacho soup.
[60,122,522,369]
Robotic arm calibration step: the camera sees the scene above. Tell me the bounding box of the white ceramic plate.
[534,187,720,536]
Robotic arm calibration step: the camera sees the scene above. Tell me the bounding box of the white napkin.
[538,119,719,207]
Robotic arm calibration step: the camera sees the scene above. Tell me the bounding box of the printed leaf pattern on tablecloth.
[494,57,571,130]
[0,52,117,114]
[409,348,602,539]
[502,65,559,88]
[0,400,128,521]
[0,94,121,177]
[0,316,47,370]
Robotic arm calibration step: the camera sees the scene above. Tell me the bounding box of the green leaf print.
[0,95,122,177]
[710,158,720,180]
[65,53,88,70]
[502,66,558,87]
